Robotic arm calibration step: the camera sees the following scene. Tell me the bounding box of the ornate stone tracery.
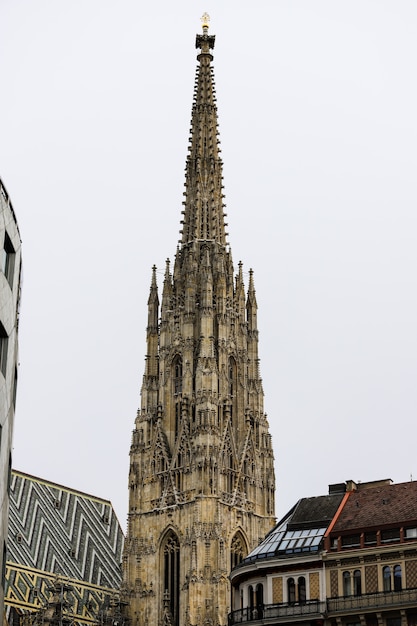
[123,19,275,626]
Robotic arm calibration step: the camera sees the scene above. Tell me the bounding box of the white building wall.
[0,178,22,617]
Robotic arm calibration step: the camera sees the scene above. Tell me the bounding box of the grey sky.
[1,1,417,528]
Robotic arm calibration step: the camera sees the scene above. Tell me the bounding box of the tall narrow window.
[343,571,351,596]
[228,358,237,420]
[163,533,180,626]
[2,232,15,288]
[1,541,6,590]
[383,566,392,592]
[230,533,246,571]
[0,323,8,378]
[173,357,183,394]
[394,565,402,591]
[255,584,264,618]
[227,452,234,494]
[353,570,362,596]
[12,367,18,409]
[287,578,296,604]
[298,577,306,604]
[248,585,254,615]
[175,402,181,436]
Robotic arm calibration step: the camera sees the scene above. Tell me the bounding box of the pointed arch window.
[163,532,180,626]
[173,357,183,394]
[231,533,246,571]
[228,357,237,420]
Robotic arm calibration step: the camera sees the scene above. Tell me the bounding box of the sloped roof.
[332,480,417,533]
[243,493,344,564]
[7,470,124,587]
[289,494,344,529]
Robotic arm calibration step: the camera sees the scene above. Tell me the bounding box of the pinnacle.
[180,28,227,248]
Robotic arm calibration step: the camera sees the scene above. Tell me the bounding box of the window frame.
[2,232,15,288]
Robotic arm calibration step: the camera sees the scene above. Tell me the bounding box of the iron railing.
[228,589,417,625]
[229,600,326,625]
[327,587,417,613]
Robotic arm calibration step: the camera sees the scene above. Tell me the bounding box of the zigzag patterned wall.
[5,470,125,624]
[6,564,119,624]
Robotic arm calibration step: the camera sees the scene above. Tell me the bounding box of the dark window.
[173,357,182,394]
[248,585,254,613]
[1,542,5,589]
[381,528,400,543]
[12,367,17,409]
[163,533,180,626]
[2,232,15,288]
[343,571,351,596]
[353,570,362,596]
[341,534,360,548]
[231,534,245,570]
[7,453,11,494]
[175,402,181,435]
[255,584,264,618]
[287,578,296,604]
[298,576,306,604]
[0,323,8,378]
[394,565,402,591]
[229,358,237,420]
[364,531,377,545]
[383,566,392,591]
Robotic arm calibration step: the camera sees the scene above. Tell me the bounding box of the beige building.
[324,479,417,626]
[122,18,276,626]
[0,178,22,618]
[229,480,417,626]
[229,489,345,626]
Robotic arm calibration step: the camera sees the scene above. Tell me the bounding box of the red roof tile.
[331,481,417,533]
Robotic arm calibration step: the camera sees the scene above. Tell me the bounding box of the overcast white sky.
[1,1,417,530]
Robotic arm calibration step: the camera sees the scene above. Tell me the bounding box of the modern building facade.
[229,479,417,626]
[5,470,125,626]
[122,17,276,626]
[0,178,22,617]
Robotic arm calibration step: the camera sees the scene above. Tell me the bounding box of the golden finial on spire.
[201,12,210,34]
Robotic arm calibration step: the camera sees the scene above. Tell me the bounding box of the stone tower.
[123,16,275,626]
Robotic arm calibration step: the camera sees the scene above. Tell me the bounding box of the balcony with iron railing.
[228,600,326,625]
[228,589,417,625]
[327,587,417,615]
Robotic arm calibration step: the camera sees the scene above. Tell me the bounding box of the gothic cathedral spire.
[123,16,275,626]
